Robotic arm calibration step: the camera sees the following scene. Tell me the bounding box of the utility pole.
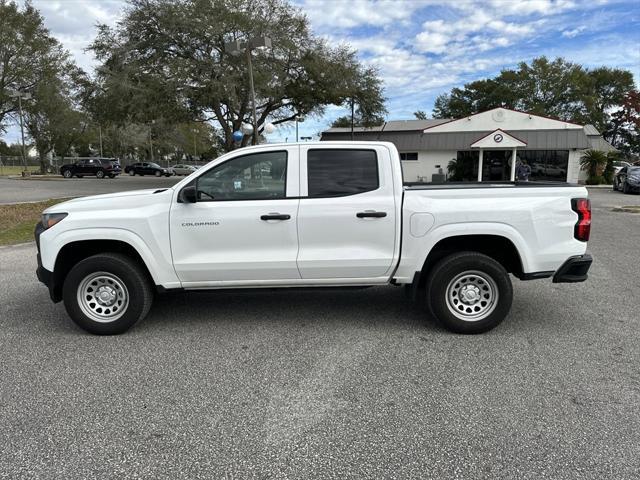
[350,98,355,141]
[99,125,103,157]
[9,90,31,172]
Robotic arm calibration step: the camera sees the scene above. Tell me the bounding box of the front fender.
[40,227,180,287]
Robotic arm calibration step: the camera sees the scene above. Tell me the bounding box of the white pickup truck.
[35,142,592,335]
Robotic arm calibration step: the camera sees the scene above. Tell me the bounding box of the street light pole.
[246,49,258,146]
[225,36,271,147]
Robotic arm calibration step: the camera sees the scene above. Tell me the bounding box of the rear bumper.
[553,254,592,283]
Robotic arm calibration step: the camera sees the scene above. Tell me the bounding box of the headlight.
[41,212,68,229]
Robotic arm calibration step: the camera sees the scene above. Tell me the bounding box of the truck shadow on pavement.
[141,285,437,333]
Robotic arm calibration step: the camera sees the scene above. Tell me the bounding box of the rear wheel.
[613,180,618,191]
[96,170,105,179]
[155,170,161,177]
[62,253,154,335]
[62,169,72,178]
[129,170,135,176]
[426,252,512,334]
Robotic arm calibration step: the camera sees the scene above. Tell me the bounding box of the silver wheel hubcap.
[446,270,498,322]
[77,272,129,323]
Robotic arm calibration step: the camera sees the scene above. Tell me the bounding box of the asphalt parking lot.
[1,189,639,479]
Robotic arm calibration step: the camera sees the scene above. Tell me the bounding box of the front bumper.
[553,254,592,283]
[34,222,60,302]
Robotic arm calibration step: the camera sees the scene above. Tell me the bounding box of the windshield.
[629,167,640,174]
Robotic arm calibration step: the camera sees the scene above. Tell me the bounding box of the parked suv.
[60,158,121,179]
[124,162,172,177]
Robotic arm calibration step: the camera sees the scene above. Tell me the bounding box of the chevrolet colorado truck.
[35,142,592,335]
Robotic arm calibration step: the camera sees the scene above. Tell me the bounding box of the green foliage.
[433,57,636,151]
[413,110,428,120]
[331,114,384,128]
[88,0,386,151]
[585,175,605,185]
[0,1,69,133]
[603,151,620,183]
[579,149,608,178]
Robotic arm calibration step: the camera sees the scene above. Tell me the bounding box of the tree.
[89,0,386,151]
[413,110,427,120]
[433,57,635,150]
[579,149,607,184]
[608,90,640,154]
[0,1,68,134]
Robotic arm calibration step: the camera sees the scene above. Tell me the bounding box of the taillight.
[571,198,591,242]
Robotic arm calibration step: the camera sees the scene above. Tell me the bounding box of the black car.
[124,162,173,177]
[613,166,640,194]
[60,158,121,179]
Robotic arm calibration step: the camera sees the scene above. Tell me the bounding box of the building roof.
[321,128,594,150]
[583,124,600,136]
[323,118,451,134]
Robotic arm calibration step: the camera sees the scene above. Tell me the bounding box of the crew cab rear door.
[296,145,398,279]
[170,146,301,284]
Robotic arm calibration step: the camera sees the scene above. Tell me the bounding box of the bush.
[585,175,605,185]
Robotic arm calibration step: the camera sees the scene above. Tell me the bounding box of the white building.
[321,107,615,184]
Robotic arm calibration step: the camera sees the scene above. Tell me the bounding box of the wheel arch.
[413,234,525,295]
[50,239,156,302]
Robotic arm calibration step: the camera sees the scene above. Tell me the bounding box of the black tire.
[62,253,154,335]
[96,170,105,179]
[613,180,618,191]
[623,181,629,194]
[62,169,72,178]
[109,174,116,178]
[155,170,161,177]
[129,170,135,176]
[426,252,513,334]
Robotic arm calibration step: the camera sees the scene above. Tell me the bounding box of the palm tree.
[579,150,607,182]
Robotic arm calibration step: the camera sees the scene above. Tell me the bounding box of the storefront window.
[449,151,479,181]
[518,150,569,181]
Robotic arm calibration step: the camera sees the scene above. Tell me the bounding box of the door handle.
[260,213,291,221]
[356,211,387,218]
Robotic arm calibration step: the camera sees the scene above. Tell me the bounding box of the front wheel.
[426,252,513,334]
[155,170,162,177]
[623,181,629,194]
[128,170,135,176]
[62,253,154,335]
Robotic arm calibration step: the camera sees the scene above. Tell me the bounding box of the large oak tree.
[89,0,386,151]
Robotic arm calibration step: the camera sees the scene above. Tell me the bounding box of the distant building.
[320,107,616,183]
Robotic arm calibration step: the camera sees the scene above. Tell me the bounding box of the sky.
[3,0,640,144]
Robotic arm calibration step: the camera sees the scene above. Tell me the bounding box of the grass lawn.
[0,198,72,246]
[0,166,42,176]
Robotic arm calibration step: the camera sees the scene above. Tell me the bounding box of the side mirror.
[178,185,197,203]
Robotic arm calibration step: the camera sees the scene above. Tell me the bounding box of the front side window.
[307,149,379,197]
[196,151,287,201]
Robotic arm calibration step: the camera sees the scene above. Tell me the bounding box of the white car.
[35,142,592,335]
[171,164,197,176]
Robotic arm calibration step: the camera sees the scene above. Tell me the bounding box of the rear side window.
[307,149,379,197]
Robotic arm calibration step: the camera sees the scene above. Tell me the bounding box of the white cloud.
[562,26,587,38]
[300,0,422,29]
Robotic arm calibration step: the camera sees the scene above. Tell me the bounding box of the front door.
[170,147,301,285]
[296,146,398,279]
[482,150,511,181]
